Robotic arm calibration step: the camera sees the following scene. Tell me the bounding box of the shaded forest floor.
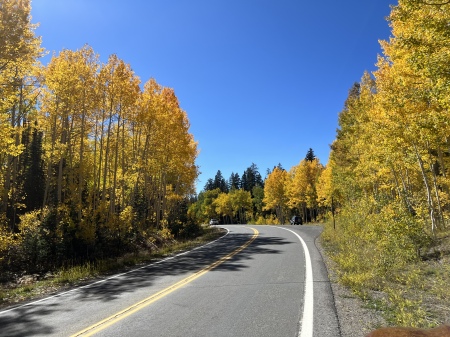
[0,226,225,310]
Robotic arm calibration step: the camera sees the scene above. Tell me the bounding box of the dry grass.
[411,230,450,325]
[322,221,450,328]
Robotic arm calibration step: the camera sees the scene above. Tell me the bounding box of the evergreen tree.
[305,148,316,162]
[19,123,45,212]
[255,170,264,188]
[228,172,241,190]
[241,163,263,192]
[213,170,228,193]
[241,170,248,191]
[204,178,215,191]
[276,163,284,171]
[269,163,285,174]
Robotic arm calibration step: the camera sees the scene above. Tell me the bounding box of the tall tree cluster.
[0,1,198,273]
[317,1,450,320]
[263,152,324,224]
[322,0,450,237]
[195,164,265,224]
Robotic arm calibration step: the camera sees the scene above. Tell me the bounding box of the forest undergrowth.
[321,207,450,328]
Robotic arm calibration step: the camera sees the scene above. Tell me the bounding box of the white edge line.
[276,226,314,337]
[0,227,230,315]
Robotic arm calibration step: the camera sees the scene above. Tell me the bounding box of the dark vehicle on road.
[290,215,302,225]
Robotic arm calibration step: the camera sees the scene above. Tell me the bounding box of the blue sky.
[31,0,395,192]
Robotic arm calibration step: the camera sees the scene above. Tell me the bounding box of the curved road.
[0,225,340,337]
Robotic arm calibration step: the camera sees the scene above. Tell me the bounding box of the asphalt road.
[0,225,340,337]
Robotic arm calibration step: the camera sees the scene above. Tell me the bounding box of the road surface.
[0,225,340,336]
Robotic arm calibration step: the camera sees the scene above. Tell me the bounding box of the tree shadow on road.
[0,229,293,336]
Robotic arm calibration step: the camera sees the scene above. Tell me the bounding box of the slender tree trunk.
[121,119,126,208]
[110,112,121,215]
[392,165,410,213]
[78,107,86,221]
[5,103,18,229]
[131,134,149,206]
[154,175,161,229]
[161,174,167,225]
[102,103,114,218]
[398,168,416,215]
[92,113,99,211]
[97,106,107,209]
[438,147,448,228]
[57,115,68,204]
[67,113,75,196]
[431,162,444,229]
[331,196,336,230]
[413,143,437,236]
[43,110,58,208]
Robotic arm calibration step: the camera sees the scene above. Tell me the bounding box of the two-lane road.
[0,225,340,337]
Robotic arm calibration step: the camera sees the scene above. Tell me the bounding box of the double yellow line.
[71,227,259,337]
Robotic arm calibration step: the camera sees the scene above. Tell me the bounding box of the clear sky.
[31,0,395,192]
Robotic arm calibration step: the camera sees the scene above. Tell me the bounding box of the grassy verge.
[321,220,450,328]
[0,226,225,309]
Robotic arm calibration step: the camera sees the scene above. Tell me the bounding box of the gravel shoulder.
[315,235,387,337]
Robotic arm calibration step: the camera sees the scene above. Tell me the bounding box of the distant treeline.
[189,149,325,225]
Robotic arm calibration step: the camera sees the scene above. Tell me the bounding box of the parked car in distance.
[290,216,302,225]
[209,218,219,226]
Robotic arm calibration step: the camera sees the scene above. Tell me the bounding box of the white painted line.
[0,228,230,315]
[276,227,314,337]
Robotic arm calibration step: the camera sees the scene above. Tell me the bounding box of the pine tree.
[241,163,263,192]
[228,172,241,190]
[213,170,228,193]
[204,178,215,191]
[19,123,45,212]
[305,148,316,162]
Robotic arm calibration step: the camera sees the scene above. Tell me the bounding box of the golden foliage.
[0,0,199,273]
[321,0,450,327]
[263,167,289,223]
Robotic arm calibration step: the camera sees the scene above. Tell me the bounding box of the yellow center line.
[71,227,259,337]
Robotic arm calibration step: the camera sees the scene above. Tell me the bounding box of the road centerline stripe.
[71,227,259,337]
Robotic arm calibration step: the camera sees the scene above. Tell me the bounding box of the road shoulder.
[315,235,387,337]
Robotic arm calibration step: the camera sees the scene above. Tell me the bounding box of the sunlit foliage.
[319,0,450,326]
[263,167,289,223]
[0,0,199,274]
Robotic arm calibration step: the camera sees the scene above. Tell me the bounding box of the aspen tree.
[213,193,233,223]
[374,0,450,233]
[0,0,42,229]
[229,189,252,224]
[41,47,98,209]
[133,79,197,228]
[286,157,323,222]
[97,55,140,219]
[263,167,288,223]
